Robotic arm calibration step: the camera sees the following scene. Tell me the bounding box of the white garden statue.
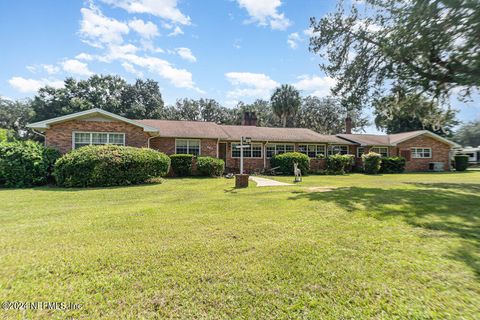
[293,162,302,182]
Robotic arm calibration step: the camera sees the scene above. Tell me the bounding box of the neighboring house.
[27,108,459,172]
[456,146,480,164]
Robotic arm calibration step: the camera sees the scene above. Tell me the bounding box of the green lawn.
[1,172,479,319]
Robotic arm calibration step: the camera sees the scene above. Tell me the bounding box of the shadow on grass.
[288,183,480,278]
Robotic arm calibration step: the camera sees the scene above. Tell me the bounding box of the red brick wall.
[45,120,150,154]
[397,135,451,171]
[149,137,217,157]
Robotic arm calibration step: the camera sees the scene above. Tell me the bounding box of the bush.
[196,157,225,177]
[380,157,406,173]
[326,154,354,175]
[270,152,309,175]
[54,145,170,187]
[362,152,382,174]
[0,128,16,142]
[454,155,469,172]
[0,140,60,187]
[170,154,194,176]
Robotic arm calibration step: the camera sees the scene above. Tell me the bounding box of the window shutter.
[400,149,411,161]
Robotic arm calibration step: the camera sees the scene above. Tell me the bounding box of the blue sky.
[0,0,478,132]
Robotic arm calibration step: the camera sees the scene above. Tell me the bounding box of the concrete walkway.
[250,176,293,187]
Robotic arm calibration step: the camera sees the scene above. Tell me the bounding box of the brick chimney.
[345,116,352,134]
[242,112,257,126]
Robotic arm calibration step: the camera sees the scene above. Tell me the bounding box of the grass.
[0,172,479,319]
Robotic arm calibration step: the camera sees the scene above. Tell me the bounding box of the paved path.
[250,176,293,187]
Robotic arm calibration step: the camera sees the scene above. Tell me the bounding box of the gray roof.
[338,130,459,147]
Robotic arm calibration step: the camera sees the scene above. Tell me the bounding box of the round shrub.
[54,145,170,187]
[326,154,354,175]
[270,152,309,175]
[196,157,225,177]
[454,155,469,172]
[380,156,406,173]
[362,152,382,174]
[0,140,60,188]
[170,154,194,176]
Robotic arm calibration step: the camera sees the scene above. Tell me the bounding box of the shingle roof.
[218,125,354,143]
[137,120,229,139]
[337,134,391,146]
[138,120,355,144]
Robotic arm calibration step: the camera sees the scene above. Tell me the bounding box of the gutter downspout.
[147,133,160,149]
[216,138,220,158]
[32,129,46,146]
[264,141,268,170]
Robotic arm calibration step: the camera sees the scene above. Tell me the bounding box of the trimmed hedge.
[0,140,60,187]
[380,157,406,173]
[326,154,354,175]
[362,152,382,174]
[54,145,170,187]
[170,154,194,176]
[271,152,309,175]
[196,157,225,177]
[454,155,469,172]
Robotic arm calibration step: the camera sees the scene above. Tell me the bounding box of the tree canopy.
[309,0,480,108]
[453,121,480,147]
[270,84,302,127]
[373,87,459,136]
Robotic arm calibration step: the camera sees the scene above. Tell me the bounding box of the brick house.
[27,108,459,172]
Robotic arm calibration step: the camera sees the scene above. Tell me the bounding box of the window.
[176,139,200,155]
[327,145,349,155]
[298,144,326,158]
[371,147,389,157]
[265,144,294,158]
[411,148,431,158]
[231,143,263,158]
[73,132,125,149]
[357,147,365,158]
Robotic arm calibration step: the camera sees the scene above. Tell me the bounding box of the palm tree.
[270,84,301,127]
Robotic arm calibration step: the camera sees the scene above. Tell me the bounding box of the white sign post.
[236,136,252,174]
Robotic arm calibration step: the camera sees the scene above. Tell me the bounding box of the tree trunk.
[282,114,287,128]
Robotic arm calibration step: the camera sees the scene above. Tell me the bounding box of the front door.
[219,143,227,162]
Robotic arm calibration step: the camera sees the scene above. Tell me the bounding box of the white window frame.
[175,139,201,155]
[265,143,295,158]
[357,147,365,158]
[231,142,263,158]
[72,131,125,149]
[327,145,349,156]
[370,147,389,157]
[298,144,326,158]
[411,147,432,159]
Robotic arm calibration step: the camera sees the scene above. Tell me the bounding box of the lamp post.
[235,137,251,188]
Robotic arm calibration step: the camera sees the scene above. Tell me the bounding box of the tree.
[232,100,280,127]
[309,0,480,108]
[373,87,459,136]
[453,121,480,147]
[30,75,165,122]
[270,84,301,127]
[296,96,369,134]
[166,98,232,123]
[0,98,33,139]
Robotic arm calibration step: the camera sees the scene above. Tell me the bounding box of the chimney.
[345,116,352,134]
[242,112,257,126]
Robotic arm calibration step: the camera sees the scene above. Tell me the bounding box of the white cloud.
[101,0,191,25]
[80,5,129,47]
[128,18,159,38]
[294,75,336,97]
[168,26,184,36]
[42,64,60,74]
[236,0,291,30]
[287,32,301,49]
[8,77,64,93]
[122,62,144,77]
[175,47,196,63]
[75,53,95,61]
[303,27,314,37]
[62,59,94,76]
[225,72,279,99]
